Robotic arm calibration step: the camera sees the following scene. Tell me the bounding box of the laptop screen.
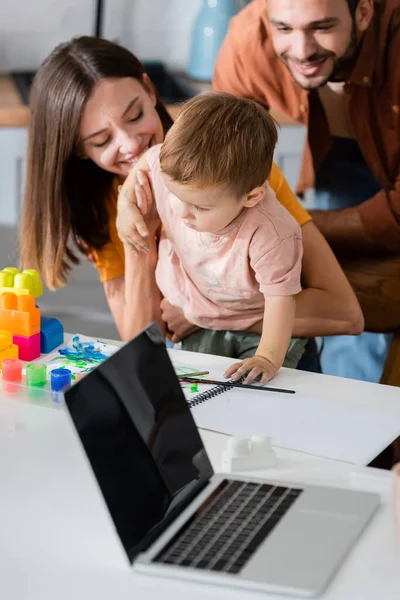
[64,324,213,561]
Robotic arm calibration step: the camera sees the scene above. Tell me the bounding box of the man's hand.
[224,355,278,385]
[309,208,378,254]
[160,299,199,343]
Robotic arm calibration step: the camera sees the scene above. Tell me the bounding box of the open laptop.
[64,323,380,598]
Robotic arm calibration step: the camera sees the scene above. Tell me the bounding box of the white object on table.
[222,435,277,472]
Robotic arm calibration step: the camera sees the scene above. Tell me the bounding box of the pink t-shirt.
[147,145,302,330]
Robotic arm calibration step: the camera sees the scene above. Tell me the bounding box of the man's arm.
[213,30,250,97]
[310,185,400,254]
[311,21,400,255]
[309,206,378,253]
[213,7,271,106]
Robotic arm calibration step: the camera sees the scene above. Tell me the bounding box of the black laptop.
[64,323,379,597]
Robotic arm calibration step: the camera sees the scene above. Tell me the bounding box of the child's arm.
[116,155,158,253]
[224,295,296,384]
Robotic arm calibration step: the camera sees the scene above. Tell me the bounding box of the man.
[213,0,400,383]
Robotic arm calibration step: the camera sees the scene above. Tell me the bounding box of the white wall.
[96,0,203,71]
[116,0,202,70]
[0,0,96,71]
[0,0,203,72]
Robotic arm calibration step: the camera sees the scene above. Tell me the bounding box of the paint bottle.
[50,368,72,392]
[2,357,23,393]
[26,363,47,398]
[50,368,72,403]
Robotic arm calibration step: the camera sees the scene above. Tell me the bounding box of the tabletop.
[0,342,399,600]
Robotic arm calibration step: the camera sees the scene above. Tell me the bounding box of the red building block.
[13,332,41,361]
[0,293,40,337]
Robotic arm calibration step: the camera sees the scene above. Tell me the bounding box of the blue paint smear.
[58,335,111,361]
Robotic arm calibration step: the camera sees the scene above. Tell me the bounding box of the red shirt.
[213,0,400,252]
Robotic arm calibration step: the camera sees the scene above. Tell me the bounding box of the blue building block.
[40,316,64,353]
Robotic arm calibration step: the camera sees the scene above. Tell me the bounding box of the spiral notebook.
[186,380,239,408]
[182,380,400,465]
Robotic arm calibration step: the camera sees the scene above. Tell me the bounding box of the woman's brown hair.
[20,36,173,289]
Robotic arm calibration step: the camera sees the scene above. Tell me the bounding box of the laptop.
[64,323,380,598]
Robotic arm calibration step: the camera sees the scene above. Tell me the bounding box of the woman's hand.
[117,165,159,254]
[160,299,200,343]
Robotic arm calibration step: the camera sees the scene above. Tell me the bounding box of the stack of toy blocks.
[0,293,41,361]
[0,266,64,357]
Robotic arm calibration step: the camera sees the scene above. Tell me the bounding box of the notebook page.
[190,387,400,465]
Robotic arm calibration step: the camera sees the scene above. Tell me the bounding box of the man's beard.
[281,20,359,89]
[328,20,359,82]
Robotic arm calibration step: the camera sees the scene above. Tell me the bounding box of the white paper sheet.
[190,387,400,465]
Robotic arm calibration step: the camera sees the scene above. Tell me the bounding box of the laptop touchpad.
[242,488,377,595]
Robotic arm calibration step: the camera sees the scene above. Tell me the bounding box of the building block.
[0,293,40,337]
[222,435,277,472]
[0,330,19,368]
[40,316,64,353]
[13,332,41,361]
[0,267,43,299]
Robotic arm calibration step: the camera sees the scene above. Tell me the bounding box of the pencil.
[180,377,295,395]
[177,370,209,378]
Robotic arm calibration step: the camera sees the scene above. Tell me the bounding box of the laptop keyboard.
[154,479,302,574]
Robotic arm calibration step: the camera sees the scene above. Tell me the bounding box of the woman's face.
[79,76,164,177]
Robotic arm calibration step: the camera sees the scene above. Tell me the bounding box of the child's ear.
[243,186,265,208]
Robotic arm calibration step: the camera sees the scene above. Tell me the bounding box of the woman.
[20,36,363,370]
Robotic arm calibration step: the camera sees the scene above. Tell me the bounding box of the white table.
[0,343,400,600]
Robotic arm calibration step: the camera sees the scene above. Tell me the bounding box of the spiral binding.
[187,377,244,408]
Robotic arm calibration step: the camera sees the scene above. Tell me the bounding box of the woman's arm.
[293,221,364,336]
[249,221,364,337]
[116,157,153,252]
[102,155,165,340]
[266,164,364,336]
[103,236,164,341]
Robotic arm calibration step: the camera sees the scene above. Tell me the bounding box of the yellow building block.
[0,267,43,299]
[0,330,18,368]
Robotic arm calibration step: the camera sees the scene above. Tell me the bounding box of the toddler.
[118,93,304,383]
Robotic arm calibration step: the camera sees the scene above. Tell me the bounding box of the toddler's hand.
[224,355,278,385]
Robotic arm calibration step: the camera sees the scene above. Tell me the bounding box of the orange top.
[213,0,400,252]
[92,161,311,283]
